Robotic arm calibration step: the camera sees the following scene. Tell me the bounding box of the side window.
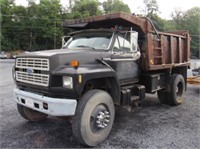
[113,33,132,53]
[118,35,131,52]
[113,37,120,52]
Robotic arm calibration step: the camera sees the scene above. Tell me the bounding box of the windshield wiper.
[76,45,96,50]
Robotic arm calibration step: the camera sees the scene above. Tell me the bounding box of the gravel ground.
[0,59,200,148]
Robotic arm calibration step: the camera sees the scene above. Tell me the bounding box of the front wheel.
[72,90,115,147]
[17,104,48,121]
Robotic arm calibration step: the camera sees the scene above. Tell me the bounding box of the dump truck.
[13,12,190,146]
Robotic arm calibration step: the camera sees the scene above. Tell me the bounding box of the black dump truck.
[13,12,190,146]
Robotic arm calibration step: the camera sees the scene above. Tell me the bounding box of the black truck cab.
[62,29,141,85]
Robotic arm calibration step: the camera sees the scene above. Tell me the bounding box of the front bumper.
[13,88,77,116]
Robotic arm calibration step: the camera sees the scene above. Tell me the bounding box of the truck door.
[109,32,140,85]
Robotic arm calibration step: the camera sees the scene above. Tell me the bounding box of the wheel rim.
[176,81,183,102]
[90,104,110,133]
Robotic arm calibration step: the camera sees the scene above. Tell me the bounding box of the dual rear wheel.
[157,74,185,106]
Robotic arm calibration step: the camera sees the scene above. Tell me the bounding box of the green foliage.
[183,7,200,57]
[143,0,159,18]
[36,0,63,49]
[72,0,101,18]
[0,0,16,51]
[171,7,200,57]
[142,0,164,31]
[1,0,65,51]
[150,15,165,31]
[0,0,103,51]
[162,20,177,31]
[102,0,130,13]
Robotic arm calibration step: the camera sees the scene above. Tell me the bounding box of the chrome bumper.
[13,88,77,116]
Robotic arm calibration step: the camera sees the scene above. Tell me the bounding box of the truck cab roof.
[63,12,153,36]
[68,29,114,36]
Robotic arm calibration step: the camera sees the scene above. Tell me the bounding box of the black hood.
[19,49,110,70]
[20,49,99,57]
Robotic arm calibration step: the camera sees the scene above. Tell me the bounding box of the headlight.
[63,76,73,89]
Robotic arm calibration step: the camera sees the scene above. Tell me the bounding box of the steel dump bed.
[63,12,190,71]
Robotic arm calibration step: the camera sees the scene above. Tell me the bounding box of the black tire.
[72,90,115,147]
[168,74,185,106]
[157,89,169,104]
[17,104,48,122]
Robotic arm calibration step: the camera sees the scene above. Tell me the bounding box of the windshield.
[63,32,112,50]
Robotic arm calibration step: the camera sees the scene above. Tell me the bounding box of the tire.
[72,89,115,147]
[17,104,48,122]
[168,74,185,106]
[157,89,169,104]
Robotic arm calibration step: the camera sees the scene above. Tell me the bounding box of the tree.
[162,20,177,32]
[11,5,29,50]
[102,0,130,13]
[36,0,63,50]
[150,15,165,31]
[170,8,185,30]
[72,0,101,18]
[182,7,200,57]
[141,0,165,31]
[143,0,159,18]
[1,0,66,51]
[0,0,16,51]
[171,7,200,57]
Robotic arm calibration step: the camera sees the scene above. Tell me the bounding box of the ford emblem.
[27,68,33,74]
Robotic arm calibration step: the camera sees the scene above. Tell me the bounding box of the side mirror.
[130,31,140,60]
[130,31,138,52]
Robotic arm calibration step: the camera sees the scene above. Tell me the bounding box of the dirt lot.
[0,59,200,148]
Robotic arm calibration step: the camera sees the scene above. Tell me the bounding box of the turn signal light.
[71,60,79,68]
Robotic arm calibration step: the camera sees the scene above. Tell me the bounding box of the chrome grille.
[16,58,49,71]
[16,71,49,87]
[15,58,50,87]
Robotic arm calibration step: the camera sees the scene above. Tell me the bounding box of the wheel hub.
[96,110,110,128]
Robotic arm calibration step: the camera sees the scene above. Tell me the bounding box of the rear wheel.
[168,74,185,106]
[17,104,48,121]
[72,90,115,147]
[157,74,185,106]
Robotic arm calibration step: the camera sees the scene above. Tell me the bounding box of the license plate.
[26,98,34,107]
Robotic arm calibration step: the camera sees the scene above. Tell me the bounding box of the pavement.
[0,59,200,148]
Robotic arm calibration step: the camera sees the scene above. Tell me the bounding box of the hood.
[18,49,110,70]
[20,49,90,57]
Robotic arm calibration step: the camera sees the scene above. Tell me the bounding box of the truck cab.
[63,29,141,82]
